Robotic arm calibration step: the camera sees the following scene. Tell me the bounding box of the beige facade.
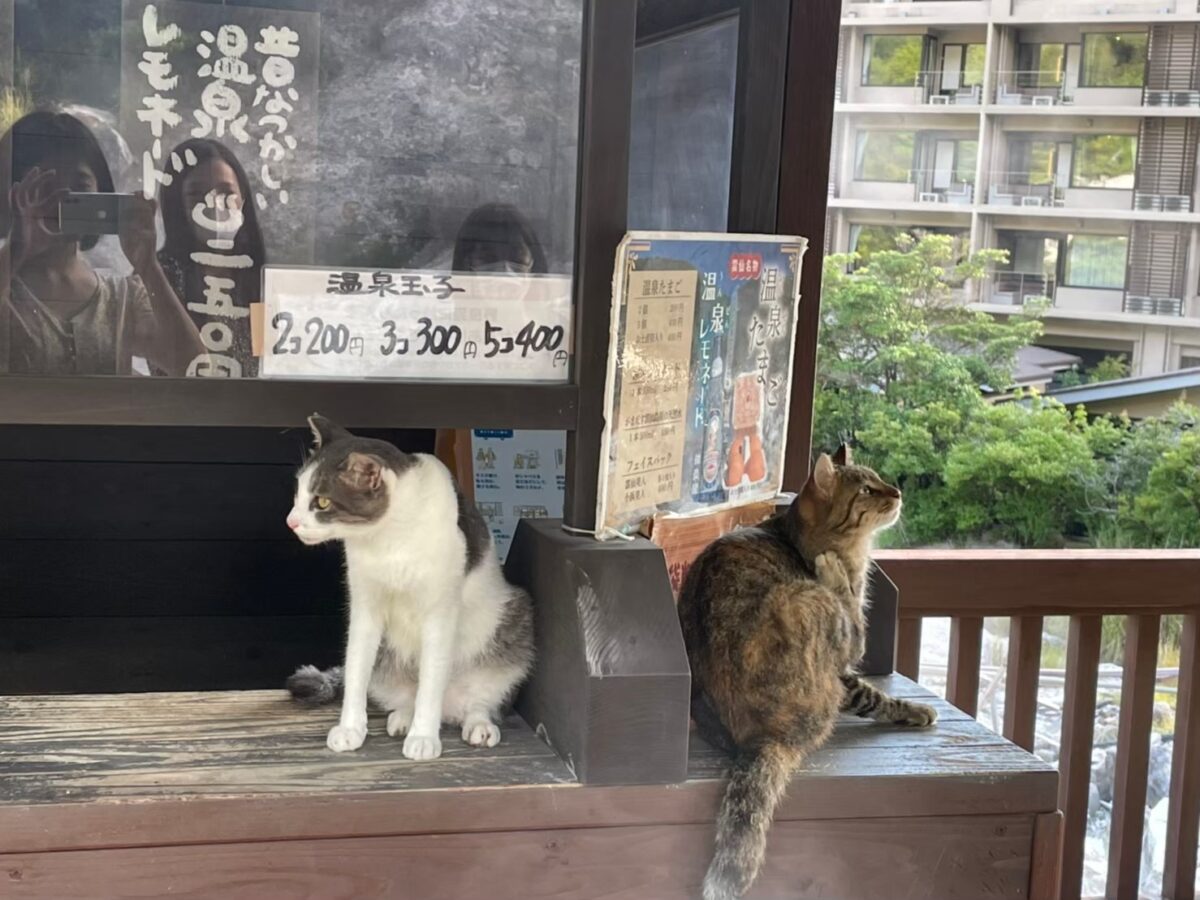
[830,1,1200,375]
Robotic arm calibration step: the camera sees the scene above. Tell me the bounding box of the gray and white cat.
[285,414,534,761]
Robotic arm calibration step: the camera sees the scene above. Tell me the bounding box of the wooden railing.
[875,549,1200,900]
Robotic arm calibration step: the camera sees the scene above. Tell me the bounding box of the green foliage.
[815,232,1199,552]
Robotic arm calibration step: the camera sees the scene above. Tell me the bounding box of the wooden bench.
[0,675,1058,899]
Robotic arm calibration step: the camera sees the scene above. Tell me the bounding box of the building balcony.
[985,274,1190,320]
[998,0,1200,20]
[841,0,990,25]
[987,173,1138,213]
[838,169,975,206]
[992,71,1200,114]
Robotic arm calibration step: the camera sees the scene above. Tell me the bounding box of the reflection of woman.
[437,203,549,480]
[159,138,266,378]
[452,203,547,275]
[0,111,201,375]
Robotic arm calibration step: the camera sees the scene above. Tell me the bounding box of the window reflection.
[0,0,583,380]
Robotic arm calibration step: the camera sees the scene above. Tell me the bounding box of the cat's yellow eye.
[315,496,332,510]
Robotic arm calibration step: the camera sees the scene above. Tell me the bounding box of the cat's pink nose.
[286,512,301,531]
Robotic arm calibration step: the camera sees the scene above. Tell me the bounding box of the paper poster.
[471,429,567,561]
[596,232,807,538]
[260,268,572,380]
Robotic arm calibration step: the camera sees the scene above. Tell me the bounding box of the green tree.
[1126,431,1200,546]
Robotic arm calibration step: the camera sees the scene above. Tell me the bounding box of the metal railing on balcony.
[914,71,983,106]
[1124,294,1185,316]
[991,271,1055,305]
[988,172,1065,208]
[905,168,975,204]
[995,70,1067,106]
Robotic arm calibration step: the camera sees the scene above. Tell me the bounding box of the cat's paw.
[462,719,501,748]
[894,702,938,728]
[386,708,414,738]
[814,552,851,594]
[402,732,443,761]
[326,722,367,752]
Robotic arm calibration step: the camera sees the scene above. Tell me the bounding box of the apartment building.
[829,0,1200,376]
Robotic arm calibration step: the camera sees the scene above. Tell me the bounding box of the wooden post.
[1106,614,1161,898]
[1004,615,1044,752]
[947,616,984,717]
[896,618,922,682]
[1057,615,1101,900]
[1164,614,1200,900]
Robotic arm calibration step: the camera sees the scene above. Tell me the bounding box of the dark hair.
[452,203,548,274]
[158,138,266,300]
[0,109,115,252]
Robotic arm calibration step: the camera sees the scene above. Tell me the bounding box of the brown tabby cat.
[677,446,938,900]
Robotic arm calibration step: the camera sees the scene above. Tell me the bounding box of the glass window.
[0,0,584,380]
[962,44,986,87]
[955,140,978,183]
[629,17,738,232]
[1072,135,1137,189]
[861,35,923,87]
[855,131,915,182]
[850,224,904,260]
[1064,235,1128,289]
[1019,44,1065,88]
[1081,32,1148,87]
[1027,141,1058,185]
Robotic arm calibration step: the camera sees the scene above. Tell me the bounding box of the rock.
[1146,736,1173,809]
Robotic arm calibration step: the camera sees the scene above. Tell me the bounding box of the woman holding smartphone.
[0,110,201,376]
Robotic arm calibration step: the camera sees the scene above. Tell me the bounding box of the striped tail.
[840,673,938,727]
[703,742,796,900]
[286,665,344,705]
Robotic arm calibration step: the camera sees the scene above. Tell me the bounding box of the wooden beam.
[896,617,922,682]
[778,0,840,491]
[1106,614,1161,898]
[1057,616,1101,900]
[947,617,983,717]
[1004,616,1044,753]
[1030,811,1064,900]
[876,549,1200,617]
[1164,614,1200,900]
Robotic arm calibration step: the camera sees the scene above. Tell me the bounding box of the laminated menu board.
[595,232,807,538]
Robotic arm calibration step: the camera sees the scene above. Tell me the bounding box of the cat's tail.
[703,741,797,900]
[286,665,344,705]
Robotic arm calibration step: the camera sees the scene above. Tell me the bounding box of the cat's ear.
[340,452,385,492]
[809,453,837,500]
[308,413,350,448]
[833,443,853,466]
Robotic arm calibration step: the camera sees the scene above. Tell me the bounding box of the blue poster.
[596,232,807,537]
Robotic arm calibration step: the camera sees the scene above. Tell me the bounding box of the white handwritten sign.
[260,267,572,381]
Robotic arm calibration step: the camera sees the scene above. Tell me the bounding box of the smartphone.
[58,193,138,236]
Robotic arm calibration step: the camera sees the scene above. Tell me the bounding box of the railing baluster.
[896,617,922,682]
[1058,615,1102,900]
[1165,614,1200,900]
[1004,615,1043,753]
[1107,614,1161,898]
[947,616,983,717]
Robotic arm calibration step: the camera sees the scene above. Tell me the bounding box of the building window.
[861,35,923,87]
[854,131,915,182]
[1063,235,1128,290]
[962,45,987,87]
[1018,43,1066,88]
[955,140,978,183]
[1081,32,1148,87]
[1180,353,1200,370]
[850,224,905,260]
[1072,135,1136,189]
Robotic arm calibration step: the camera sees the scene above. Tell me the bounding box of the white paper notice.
[260,267,572,381]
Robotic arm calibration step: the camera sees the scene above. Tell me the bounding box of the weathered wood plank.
[0,815,1038,900]
[1030,811,1063,900]
[896,617,922,682]
[1058,615,1102,900]
[1107,614,1160,898]
[947,616,983,717]
[1004,615,1044,752]
[0,678,1058,855]
[1164,614,1200,900]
